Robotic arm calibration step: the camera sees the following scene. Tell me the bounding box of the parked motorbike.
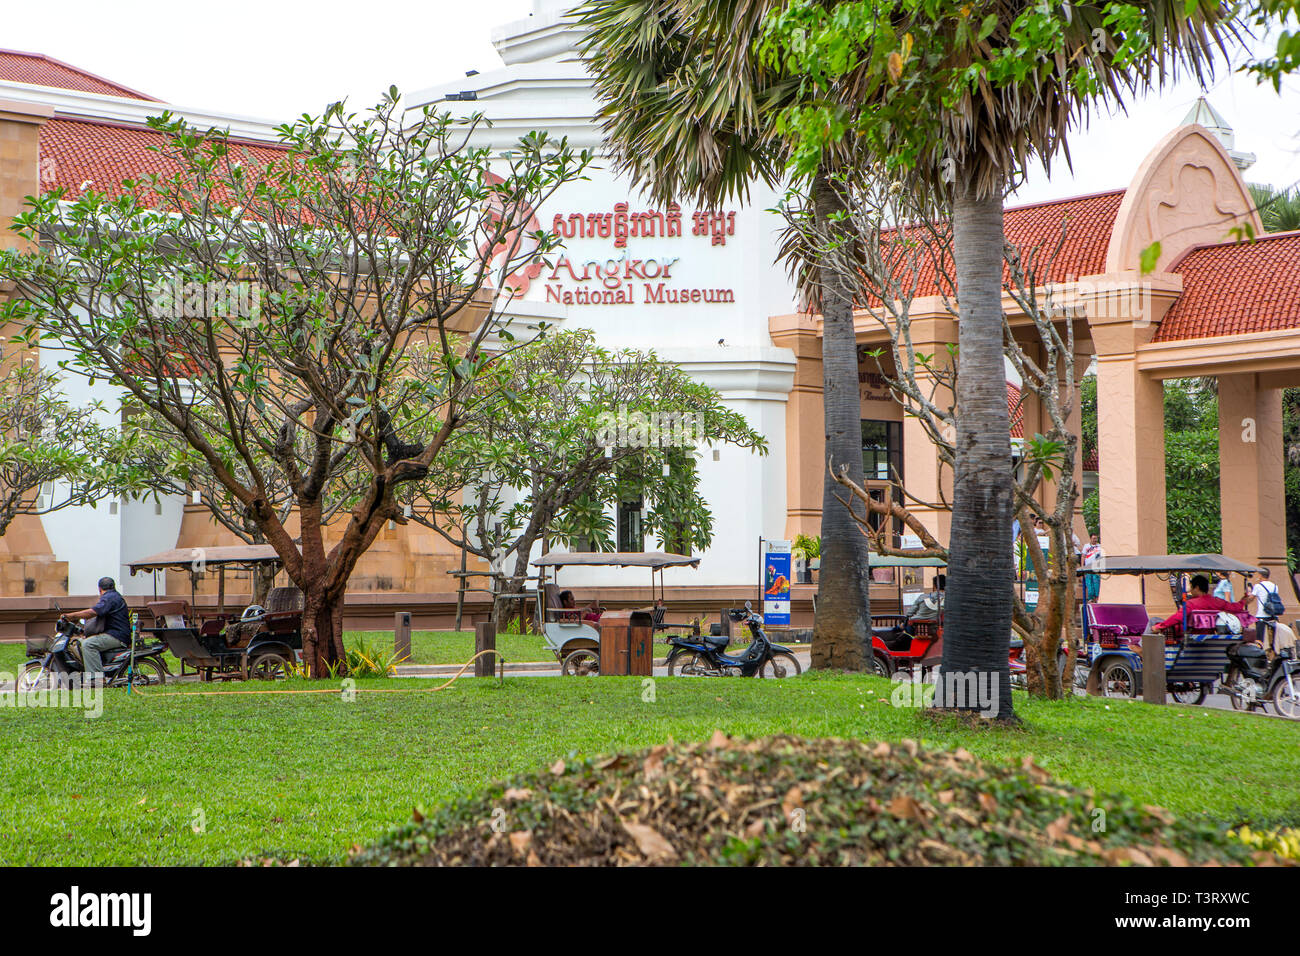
[15,614,168,691]
[1221,639,1300,719]
[666,603,802,678]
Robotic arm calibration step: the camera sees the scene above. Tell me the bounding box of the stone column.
[770,314,824,540]
[1081,272,1181,605]
[896,313,957,548]
[1218,374,1288,583]
[0,99,67,596]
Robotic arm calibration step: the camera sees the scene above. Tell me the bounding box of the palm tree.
[760,0,1240,718]
[1249,183,1300,233]
[576,0,876,669]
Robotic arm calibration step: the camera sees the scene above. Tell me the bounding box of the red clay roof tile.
[0,49,158,101]
[1154,231,1300,342]
[38,117,289,200]
[885,190,1126,298]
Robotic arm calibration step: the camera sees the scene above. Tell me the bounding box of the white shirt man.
[1248,570,1282,646]
[1250,572,1281,619]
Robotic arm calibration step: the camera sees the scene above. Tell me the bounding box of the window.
[617,498,644,552]
[861,420,903,483]
[862,420,904,546]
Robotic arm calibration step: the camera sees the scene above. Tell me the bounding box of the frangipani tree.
[404,328,765,624]
[763,0,1241,718]
[0,357,146,539]
[0,92,589,674]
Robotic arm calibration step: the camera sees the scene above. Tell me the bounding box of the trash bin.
[599,609,654,676]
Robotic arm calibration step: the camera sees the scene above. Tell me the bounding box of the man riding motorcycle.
[63,576,132,684]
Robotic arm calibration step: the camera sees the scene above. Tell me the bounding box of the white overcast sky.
[5,0,1297,200]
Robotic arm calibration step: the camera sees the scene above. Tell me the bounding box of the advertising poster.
[763,539,792,626]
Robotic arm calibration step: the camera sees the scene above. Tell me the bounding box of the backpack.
[1263,583,1286,619]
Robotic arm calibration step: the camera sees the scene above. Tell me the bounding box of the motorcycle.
[1221,639,1300,718]
[666,603,802,678]
[15,613,168,691]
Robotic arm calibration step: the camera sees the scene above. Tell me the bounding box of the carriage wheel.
[870,654,893,678]
[1100,658,1138,699]
[249,652,289,680]
[560,649,599,676]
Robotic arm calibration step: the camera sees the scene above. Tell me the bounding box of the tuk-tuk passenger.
[1151,574,1246,637]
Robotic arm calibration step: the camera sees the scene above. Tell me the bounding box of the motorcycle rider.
[64,576,132,684]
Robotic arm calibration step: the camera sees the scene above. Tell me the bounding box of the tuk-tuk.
[531,551,700,675]
[867,554,947,677]
[1077,553,1261,703]
[126,545,304,680]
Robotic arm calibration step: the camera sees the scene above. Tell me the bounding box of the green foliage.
[1082,379,1225,548]
[1164,378,1218,432]
[792,533,822,560]
[346,635,405,678]
[0,358,150,537]
[1165,429,1222,554]
[0,91,589,644]
[759,0,1238,196]
[1244,0,1300,87]
[1285,388,1300,570]
[1080,375,1098,468]
[1248,183,1300,233]
[1083,489,1100,538]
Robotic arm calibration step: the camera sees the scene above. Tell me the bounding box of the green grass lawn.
[0,628,809,674]
[0,631,554,676]
[1,671,1297,865]
[347,630,554,665]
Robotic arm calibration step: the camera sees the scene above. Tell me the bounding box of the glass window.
[861,420,903,484]
[617,498,644,552]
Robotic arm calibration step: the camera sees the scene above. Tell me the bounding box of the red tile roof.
[0,49,158,101]
[38,117,289,200]
[1008,381,1024,439]
[1154,231,1300,342]
[882,190,1125,298]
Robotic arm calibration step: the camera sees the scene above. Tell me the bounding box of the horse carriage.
[127,545,304,681]
[530,551,699,675]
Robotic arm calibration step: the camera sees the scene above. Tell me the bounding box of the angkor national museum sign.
[542,202,739,307]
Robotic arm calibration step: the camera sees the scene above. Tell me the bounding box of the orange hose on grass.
[133,649,508,698]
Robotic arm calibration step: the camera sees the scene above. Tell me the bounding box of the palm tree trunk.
[938,180,1015,719]
[810,172,873,670]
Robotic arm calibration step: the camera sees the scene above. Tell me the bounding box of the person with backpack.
[1247,568,1287,647]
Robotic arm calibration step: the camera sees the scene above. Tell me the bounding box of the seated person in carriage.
[557,589,602,625]
[1151,574,1247,638]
